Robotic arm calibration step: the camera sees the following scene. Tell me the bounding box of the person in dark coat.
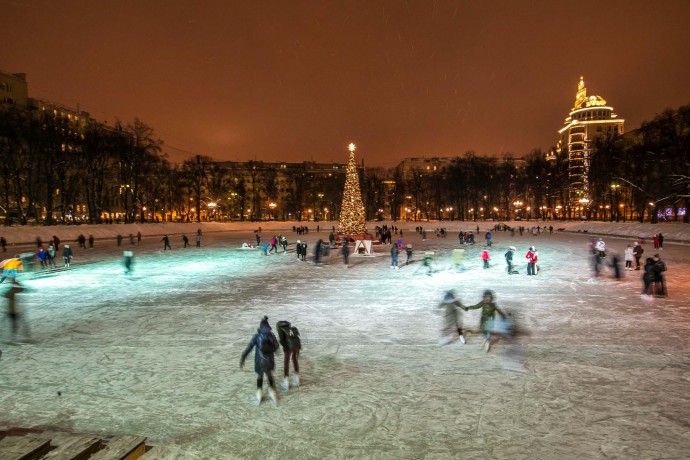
[633,242,644,270]
[465,290,507,352]
[182,235,189,248]
[658,233,664,250]
[505,246,518,274]
[62,244,73,267]
[276,320,301,389]
[641,257,655,299]
[240,316,280,404]
[76,234,86,248]
[161,235,171,250]
[652,254,667,297]
[341,238,350,266]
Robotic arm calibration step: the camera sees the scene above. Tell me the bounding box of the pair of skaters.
[438,289,511,352]
[240,316,301,404]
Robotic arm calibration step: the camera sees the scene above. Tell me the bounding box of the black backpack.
[259,335,276,354]
[277,321,301,350]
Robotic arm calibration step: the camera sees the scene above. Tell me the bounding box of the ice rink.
[1,222,689,459]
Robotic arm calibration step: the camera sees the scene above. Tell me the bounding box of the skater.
[313,239,323,264]
[633,242,644,270]
[341,238,350,266]
[88,235,94,249]
[269,236,278,254]
[595,238,606,258]
[481,247,490,269]
[4,278,30,343]
[240,316,280,405]
[276,320,301,389]
[62,244,73,267]
[0,257,22,283]
[137,231,142,243]
[437,290,466,346]
[182,235,189,248]
[37,247,47,268]
[123,250,134,275]
[505,246,519,274]
[624,244,634,271]
[255,231,261,246]
[465,290,507,352]
[526,247,538,275]
[658,233,664,250]
[195,230,202,248]
[116,234,123,246]
[405,244,413,265]
[51,235,60,251]
[161,235,171,250]
[390,243,399,269]
[652,254,667,297]
[77,234,86,248]
[280,235,288,252]
[262,242,269,256]
[47,243,57,268]
[641,257,655,299]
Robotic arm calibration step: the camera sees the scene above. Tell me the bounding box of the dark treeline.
[1,103,689,225]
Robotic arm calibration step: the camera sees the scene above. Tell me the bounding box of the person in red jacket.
[481,247,490,269]
[526,246,538,275]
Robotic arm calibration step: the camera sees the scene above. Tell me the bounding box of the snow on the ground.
[0,221,689,459]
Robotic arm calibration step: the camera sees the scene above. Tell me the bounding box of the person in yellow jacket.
[0,257,23,283]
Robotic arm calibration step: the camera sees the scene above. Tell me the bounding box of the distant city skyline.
[4,0,690,166]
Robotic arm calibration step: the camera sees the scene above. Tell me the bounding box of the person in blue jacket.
[240,316,280,405]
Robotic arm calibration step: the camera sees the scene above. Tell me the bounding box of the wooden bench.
[0,436,51,460]
[89,436,147,460]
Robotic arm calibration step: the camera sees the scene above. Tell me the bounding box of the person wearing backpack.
[240,316,280,405]
[276,320,302,390]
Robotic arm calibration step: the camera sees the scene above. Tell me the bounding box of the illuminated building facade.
[557,77,625,203]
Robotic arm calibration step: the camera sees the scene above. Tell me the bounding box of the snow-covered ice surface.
[1,221,689,459]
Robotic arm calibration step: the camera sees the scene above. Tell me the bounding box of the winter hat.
[442,290,456,303]
[509,246,516,251]
[483,289,494,299]
[260,316,270,328]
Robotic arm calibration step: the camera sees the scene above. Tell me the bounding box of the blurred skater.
[4,278,30,342]
[123,250,134,275]
[240,316,280,405]
[465,290,507,352]
[161,235,171,250]
[276,320,301,389]
[182,235,189,248]
[437,290,466,346]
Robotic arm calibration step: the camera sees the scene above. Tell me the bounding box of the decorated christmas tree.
[338,143,367,235]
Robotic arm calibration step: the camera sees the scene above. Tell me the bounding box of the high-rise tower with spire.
[556,77,625,206]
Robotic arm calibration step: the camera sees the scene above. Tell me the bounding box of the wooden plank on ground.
[139,445,187,459]
[89,436,146,460]
[41,435,102,460]
[0,436,51,460]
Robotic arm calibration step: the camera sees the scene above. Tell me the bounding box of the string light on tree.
[338,143,367,235]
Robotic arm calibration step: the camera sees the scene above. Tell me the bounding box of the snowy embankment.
[1,219,689,247]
